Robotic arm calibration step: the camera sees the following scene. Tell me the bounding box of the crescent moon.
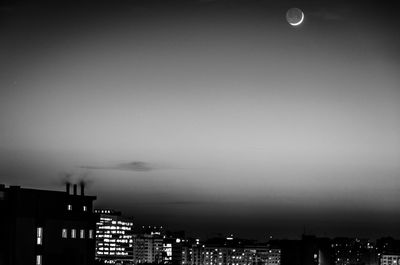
[290,11,304,26]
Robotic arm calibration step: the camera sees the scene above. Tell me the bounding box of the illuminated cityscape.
[1,0,400,264]
[95,209,134,264]
[1,185,400,265]
[200,237,281,265]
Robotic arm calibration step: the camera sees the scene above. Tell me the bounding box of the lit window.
[37,227,43,245]
[71,229,76,238]
[80,229,85,239]
[83,206,87,212]
[36,255,42,265]
[67,204,72,211]
[89,229,94,239]
[62,228,68,238]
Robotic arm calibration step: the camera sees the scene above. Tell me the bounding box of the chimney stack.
[73,184,77,195]
[66,182,71,194]
[80,182,85,196]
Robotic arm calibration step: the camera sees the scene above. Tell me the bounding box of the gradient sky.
[1,0,400,239]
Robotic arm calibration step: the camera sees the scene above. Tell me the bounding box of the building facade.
[95,209,134,264]
[132,232,164,264]
[380,255,400,265]
[0,183,97,265]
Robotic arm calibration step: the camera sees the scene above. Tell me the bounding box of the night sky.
[1,0,400,239]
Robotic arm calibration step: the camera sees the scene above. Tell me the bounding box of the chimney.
[66,182,71,194]
[80,182,85,196]
[73,184,77,195]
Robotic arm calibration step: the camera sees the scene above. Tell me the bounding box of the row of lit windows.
[61,228,94,239]
[116,221,133,226]
[98,239,132,244]
[204,251,280,255]
[34,226,93,264]
[99,217,113,222]
[96,209,112,214]
[99,242,132,246]
[67,204,88,212]
[204,263,255,265]
[97,234,112,238]
[98,247,127,251]
[104,230,126,234]
[98,225,132,230]
[102,239,132,243]
[98,219,134,226]
[97,251,130,256]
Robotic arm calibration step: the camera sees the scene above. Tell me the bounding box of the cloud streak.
[81,161,155,172]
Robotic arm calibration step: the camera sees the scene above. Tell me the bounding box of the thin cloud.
[164,201,208,205]
[115,161,154,172]
[81,161,155,172]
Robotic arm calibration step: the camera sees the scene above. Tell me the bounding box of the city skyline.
[1,0,400,240]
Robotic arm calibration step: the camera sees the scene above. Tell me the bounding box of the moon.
[286,8,304,26]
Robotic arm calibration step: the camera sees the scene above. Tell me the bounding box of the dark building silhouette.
[376,238,400,256]
[269,235,333,265]
[269,239,302,265]
[0,183,97,265]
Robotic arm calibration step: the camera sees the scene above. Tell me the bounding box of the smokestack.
[73,184,77,195]
[80,182,85,196]
[66,182,71,194]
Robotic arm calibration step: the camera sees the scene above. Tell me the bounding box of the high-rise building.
[132,227,164,264]
[182,239,203,265]
[94,209,134,264]
[163,237,185,265]
[0,183,97,265]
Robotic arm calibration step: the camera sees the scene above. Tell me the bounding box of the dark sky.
[1,0,400,240]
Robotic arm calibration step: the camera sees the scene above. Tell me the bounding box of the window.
[37,227,43,245]
[62,228,68,238]
[83,205,87,212]
[67,204,72,211]
[89,229,94,239]
[36,255,42,265]
[71,229,76,238]
[80,229,85,239]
